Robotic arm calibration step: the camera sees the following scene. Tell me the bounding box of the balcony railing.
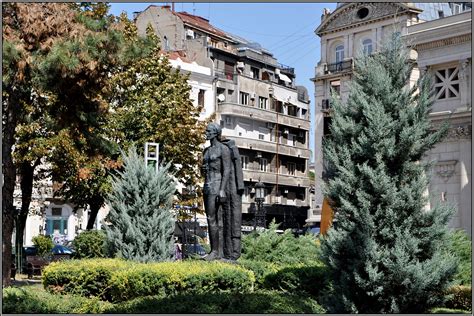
[326,59,353,74]
[214,70,237,83]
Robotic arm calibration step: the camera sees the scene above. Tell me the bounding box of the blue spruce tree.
[320,33,457,313]
[104,147,176,262]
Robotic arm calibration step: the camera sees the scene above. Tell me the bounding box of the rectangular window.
[259,134,265,140]
[240,92,249,105]
[198,89,205,106]
[287,162,296,176]
[251,67,260,79]
[330,80,341,95]
[241,155,249,170]
[52,207,62,217]
[259,158,268,172]
[258,97,268,109]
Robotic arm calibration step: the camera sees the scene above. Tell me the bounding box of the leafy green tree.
[108,24,208,188]
[241,220,320,265]
[104,147,176,262]
[320,34,457,313]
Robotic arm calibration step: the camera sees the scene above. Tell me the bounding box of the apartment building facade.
[136,5,312,231]
[312,2,471,236]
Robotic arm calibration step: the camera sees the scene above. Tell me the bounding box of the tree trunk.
[16,160,40,268]
[86,196,104,230]
[2,95,19,286]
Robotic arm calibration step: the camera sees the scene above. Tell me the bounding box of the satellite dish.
[218,94,225,102]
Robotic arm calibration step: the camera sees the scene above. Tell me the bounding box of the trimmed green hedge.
[2,285,112,314]
[108,290,325,314]
[42,258,132,299]
[237,259,279,287]
[109,260,255,302]
[42,258,255,302]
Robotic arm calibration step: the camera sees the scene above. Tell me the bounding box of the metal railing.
[326,59,353,73]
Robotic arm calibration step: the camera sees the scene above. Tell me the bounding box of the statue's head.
[205,123,222,141]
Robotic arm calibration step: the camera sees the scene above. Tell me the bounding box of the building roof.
[336,2,454,21]
[174,11,228,39]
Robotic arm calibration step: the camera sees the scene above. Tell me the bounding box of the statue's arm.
[220,146,231,197]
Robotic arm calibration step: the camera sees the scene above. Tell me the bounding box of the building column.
[344,34,349,60]
[459,137,471,237]
[458,59,470,107]
[321,39,328,63]
[348,33,354,58]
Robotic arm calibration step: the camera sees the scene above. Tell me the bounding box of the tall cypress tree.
[320,33,457,313]
[104,147,176,262]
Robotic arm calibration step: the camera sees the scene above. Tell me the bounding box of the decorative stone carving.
[458,59,470,80]
[435,160,458,182]
[446,125,472,140]
[324,3,405,33]
[416,34,471,51]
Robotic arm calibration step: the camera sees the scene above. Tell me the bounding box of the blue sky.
[109,3,338,161]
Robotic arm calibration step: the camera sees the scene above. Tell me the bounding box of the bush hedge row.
[444,285,472,311]
[42,258,255,302]
[3,286,324,314]
[2,286,112,314]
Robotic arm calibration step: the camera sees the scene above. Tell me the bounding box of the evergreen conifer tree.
[104,147,176,262]
[320,33,457,313]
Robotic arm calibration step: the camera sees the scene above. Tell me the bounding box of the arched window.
[362,39,373,55]
[335,45,344,63]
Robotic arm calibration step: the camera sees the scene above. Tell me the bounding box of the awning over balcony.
[278,73,292,83]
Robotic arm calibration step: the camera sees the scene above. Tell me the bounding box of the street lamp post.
[254,181,266,230]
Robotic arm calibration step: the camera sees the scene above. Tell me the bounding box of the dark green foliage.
[42,258,132,299]
[320,33,457,313]
[237,259,279,287]
[444,285,472,312]
[108,260,255,302]
[447,229,472,285]
[72,230,107,259]
[263,262,330,298]
[2,285,112,314]
[241,220,321,265]
[104,147,176,262]
[32,235,53,257]
[108,290,325,314]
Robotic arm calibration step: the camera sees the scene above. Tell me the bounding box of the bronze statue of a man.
[201,123,243,261]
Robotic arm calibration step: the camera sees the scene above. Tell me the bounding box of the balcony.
[214,70,237,83]
[233,137,310,159]
[242,168,311,188]
[325,59,353,74]
[218,102,310,130]
[278,63,295,75]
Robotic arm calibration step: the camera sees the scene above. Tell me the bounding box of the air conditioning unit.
[268,87,274,96]
[284,189,289,194]
[186,29,194,37]
[236,61,245,69]
[256,152,262,158]
[266,122,275,129]
[250,93,256,99]
[283,128,289,134]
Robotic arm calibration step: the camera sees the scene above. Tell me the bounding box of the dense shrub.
[72,230,107,259]
[448,229,472,286]
[263,262,330,298]
[42,258,132,299]
[32,235,53,257]
[2,285,112,314]
[241,220,320,265]
[108,290,325,314]
[108,260,255,302]
[444,285,472,312]
[237,259,279,287]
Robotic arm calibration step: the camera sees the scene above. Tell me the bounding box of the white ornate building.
[311,2,471,236]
